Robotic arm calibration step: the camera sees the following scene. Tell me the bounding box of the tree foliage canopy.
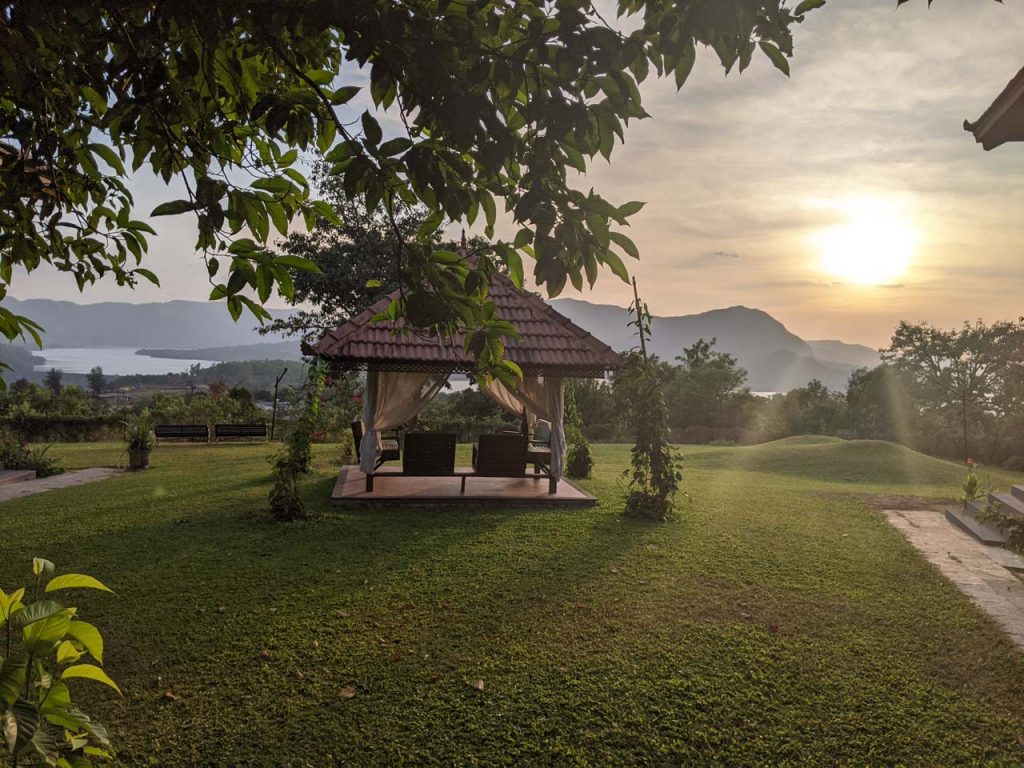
[0,0,817,373]
[882,319,1024,460]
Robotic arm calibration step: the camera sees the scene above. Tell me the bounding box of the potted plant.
[123,409,155,470]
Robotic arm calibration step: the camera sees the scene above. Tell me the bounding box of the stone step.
[0,469,36,487]
[982,544,1024,573]
[945,503,1009,546]
[1012,485,1024,503]
[988,492,1024,518]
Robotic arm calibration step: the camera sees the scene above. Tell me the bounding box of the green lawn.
[2,439,1023,766]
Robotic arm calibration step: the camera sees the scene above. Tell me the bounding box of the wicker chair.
[351,420,401,469]
[472,433,528,477]
[403,432,457,475]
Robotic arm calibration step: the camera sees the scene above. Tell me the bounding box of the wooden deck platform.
[331,465,596,507]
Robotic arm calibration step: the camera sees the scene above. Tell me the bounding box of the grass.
[2,438,1023,766]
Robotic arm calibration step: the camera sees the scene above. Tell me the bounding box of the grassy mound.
[686,437,1019,493]
[766,434,848,446]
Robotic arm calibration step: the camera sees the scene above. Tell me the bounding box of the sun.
[815,198,918,285]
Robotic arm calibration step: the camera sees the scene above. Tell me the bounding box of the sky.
[10,0,1024,348]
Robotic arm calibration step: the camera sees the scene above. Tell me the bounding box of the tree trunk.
[961,398,969,463]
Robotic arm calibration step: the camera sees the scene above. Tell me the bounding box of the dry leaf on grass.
[473,679,485,691]
[340,685,357,699]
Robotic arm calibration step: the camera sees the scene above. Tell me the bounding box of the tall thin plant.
[269,362,326,521]
[623,278,681,521]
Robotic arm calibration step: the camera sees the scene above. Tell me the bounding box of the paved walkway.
[0,468,122,503]
[884,509,1024,650]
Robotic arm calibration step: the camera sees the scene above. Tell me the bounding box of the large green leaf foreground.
[0,1,819,359]
[1,438,1023,765]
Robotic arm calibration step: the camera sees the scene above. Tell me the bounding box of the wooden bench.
[213,423,268,441]
[154,424,209,443]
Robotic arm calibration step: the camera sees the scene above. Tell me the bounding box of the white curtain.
[485,376,565,478]
[359,370,449,473]
[484,378,538,432]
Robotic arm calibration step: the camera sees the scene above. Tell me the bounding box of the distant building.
[964,66,1024,150]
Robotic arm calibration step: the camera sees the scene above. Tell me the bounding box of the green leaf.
[417,210,444,241]
[0,653,27,709]
[274,255,322,273]
[379,137,412,157]
[795,0,826,14]
[32,559,54,579]
[759,41,790,77]
[12,600,64,627]
[150,200,196,217]
[45,574,113,594]
[56,640,83,664]
[61,664,120,695]
[617,201,645,218]
[361,112,382,146]
[602,250,631,283]
[674,39,697,89]
[330,85,360,105]
[133,268,160,286]
[609,231,640,260]
[67,621,104,664]
[507,250,524,288]
[22,608,73,655]
[480,192,496,234]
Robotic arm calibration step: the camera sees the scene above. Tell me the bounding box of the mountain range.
[549,299,879,391]
[4,297,880,392]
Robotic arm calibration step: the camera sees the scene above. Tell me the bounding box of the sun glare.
[816,198,918,285]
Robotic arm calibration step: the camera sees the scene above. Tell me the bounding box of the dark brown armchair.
[403,432,457,475]
[472,433,528,477]
[351,420,401,469]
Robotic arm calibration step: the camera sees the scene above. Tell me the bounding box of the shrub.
[1,558,119,766]
[1002,455,1024,472]
[0,433,63,477]
[564,381,593,480]
[566,440,593,479]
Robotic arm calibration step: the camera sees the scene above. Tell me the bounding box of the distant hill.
[806,339,880,370]
[137,341,303,362]
[6,298,290,348]
[550,299,867,391]
[7,296,879,392]
[0,344,45,380]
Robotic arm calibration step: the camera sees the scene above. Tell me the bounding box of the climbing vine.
[622,279,682,521]
[268,361,325,521]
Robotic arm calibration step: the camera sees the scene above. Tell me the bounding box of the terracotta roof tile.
[307,270,623,375]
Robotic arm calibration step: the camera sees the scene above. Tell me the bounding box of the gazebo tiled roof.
[304,269,623,377]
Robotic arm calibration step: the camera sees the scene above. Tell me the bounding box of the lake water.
[32,347,210,376]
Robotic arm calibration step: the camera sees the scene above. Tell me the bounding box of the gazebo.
[964,65,1024,150]
[305,265,624,506]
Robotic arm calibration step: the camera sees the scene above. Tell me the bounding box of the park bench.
[154,424,209,443]
[213,423,268,441]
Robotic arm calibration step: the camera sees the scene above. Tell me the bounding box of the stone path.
[0,468,122,504]
[884,509,1024,650]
